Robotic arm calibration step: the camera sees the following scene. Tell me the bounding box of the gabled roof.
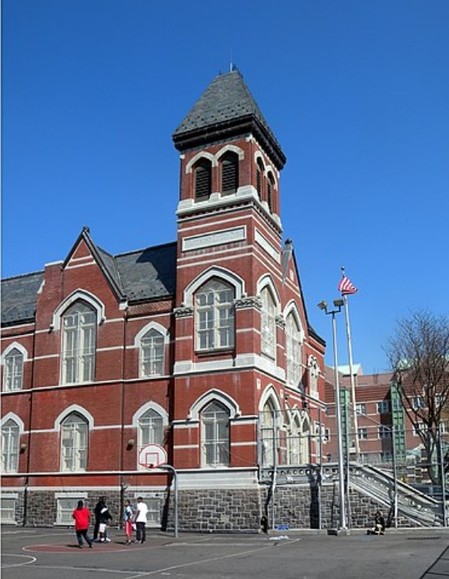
[1,232,177,327]
[173,69,286,169]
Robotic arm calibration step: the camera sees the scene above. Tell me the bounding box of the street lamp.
[318,298,347,530]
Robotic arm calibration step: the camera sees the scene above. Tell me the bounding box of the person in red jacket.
[72,500,94,548]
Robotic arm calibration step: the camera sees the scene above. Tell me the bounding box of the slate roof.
[173,69,286,168]
[115,243,177,301]
[1,272,44,326]
[1,242,177,327]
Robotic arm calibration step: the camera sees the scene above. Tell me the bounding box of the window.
[1,497,16,524]
[194,159,212,200]
[308,356,319,397]
[260,287,276,358]
[286,314,302,386]
[358,427,368,440]
[414,422,428,436]
[392,398,402,411]
[377,400,390,415]
[256,157,264,197]
[1,419,20,473]
[195,279,234,351]
[378,426,392,439]
[145,497,162,527]
[356,403,366,416]
[201,401,229,467]
[62,302,96,384]
[3,348,24,391]
[221,152,239,195]
[288,416,301,465]
[57,497,83,525]
[140,329,164,376]
[300,418,310,464]
[138,409,164,449]
[267,173,275,211]
[412,396,425,410]
[60,413,88,472]
[261,400,276,466]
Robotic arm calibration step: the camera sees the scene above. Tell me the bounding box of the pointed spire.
[173,70,286,169]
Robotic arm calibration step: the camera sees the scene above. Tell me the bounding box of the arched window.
[60,413,88,472]
[301,417,310,464]
[3,348,24,391]
[308,356,320,398]
[220,152,239,195]
[195,279,235,351]
[194,158,212,201]
[260,399,276,466]
[140,329,164,376]
[1,419,20,473]
[256,157,264,198]
[267,172,275,211]
[201,401,229,467]
[288,414,301,465]
[62,301,96,384]
[138,408,164,453]
[260,287,276,358]
[286,313,302,386]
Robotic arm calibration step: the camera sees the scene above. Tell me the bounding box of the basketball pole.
[156,464,178,538]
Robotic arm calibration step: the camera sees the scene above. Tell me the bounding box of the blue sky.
[3,0,449,374]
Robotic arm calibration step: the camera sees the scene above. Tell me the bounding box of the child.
[72,500,93,549]
[123,499,134,545]
[99,503,113,542]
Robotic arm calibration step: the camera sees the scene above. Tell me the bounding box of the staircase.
[341,463,445,527]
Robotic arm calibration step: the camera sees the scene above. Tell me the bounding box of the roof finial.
[229,46,233,73]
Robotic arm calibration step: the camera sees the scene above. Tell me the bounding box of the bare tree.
[386,310,449,484]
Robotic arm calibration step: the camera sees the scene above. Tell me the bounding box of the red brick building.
[1,70,327,531]
[324,366,444,482]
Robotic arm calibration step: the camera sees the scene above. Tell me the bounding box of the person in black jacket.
[368,510,385,535]
[93,496,107,541]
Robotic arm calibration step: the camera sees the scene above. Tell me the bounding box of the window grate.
[221,156,238,195]
[195,162,211,200]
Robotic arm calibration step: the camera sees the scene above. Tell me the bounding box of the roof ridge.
[114,240,177,259]
[2,270,44,282]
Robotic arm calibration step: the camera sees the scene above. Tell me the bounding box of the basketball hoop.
[138,443,168,469]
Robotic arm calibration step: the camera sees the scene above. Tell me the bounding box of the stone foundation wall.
[0,484,431,531]
[175,489,261,532]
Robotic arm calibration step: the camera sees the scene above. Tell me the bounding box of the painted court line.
[124,538,302,579]
[1,554,37,569]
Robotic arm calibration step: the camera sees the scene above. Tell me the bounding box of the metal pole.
[318,408,323,530]
[159,465,178,538]
[438,424,447,527]
[391,425,398,528]
[345,399,351,528]
[343,295,360,461]
[271,409,278,530]
[331,311,347,530]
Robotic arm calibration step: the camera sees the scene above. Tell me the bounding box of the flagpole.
[342,292,360,461]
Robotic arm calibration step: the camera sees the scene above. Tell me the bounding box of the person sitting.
[367,510,385,535]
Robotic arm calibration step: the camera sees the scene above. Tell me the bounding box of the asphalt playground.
[2,526,449,579]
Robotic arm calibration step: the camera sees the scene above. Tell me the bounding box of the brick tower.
[170,69,325,528]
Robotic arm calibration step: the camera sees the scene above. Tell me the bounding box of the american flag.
[338,275,358,295]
